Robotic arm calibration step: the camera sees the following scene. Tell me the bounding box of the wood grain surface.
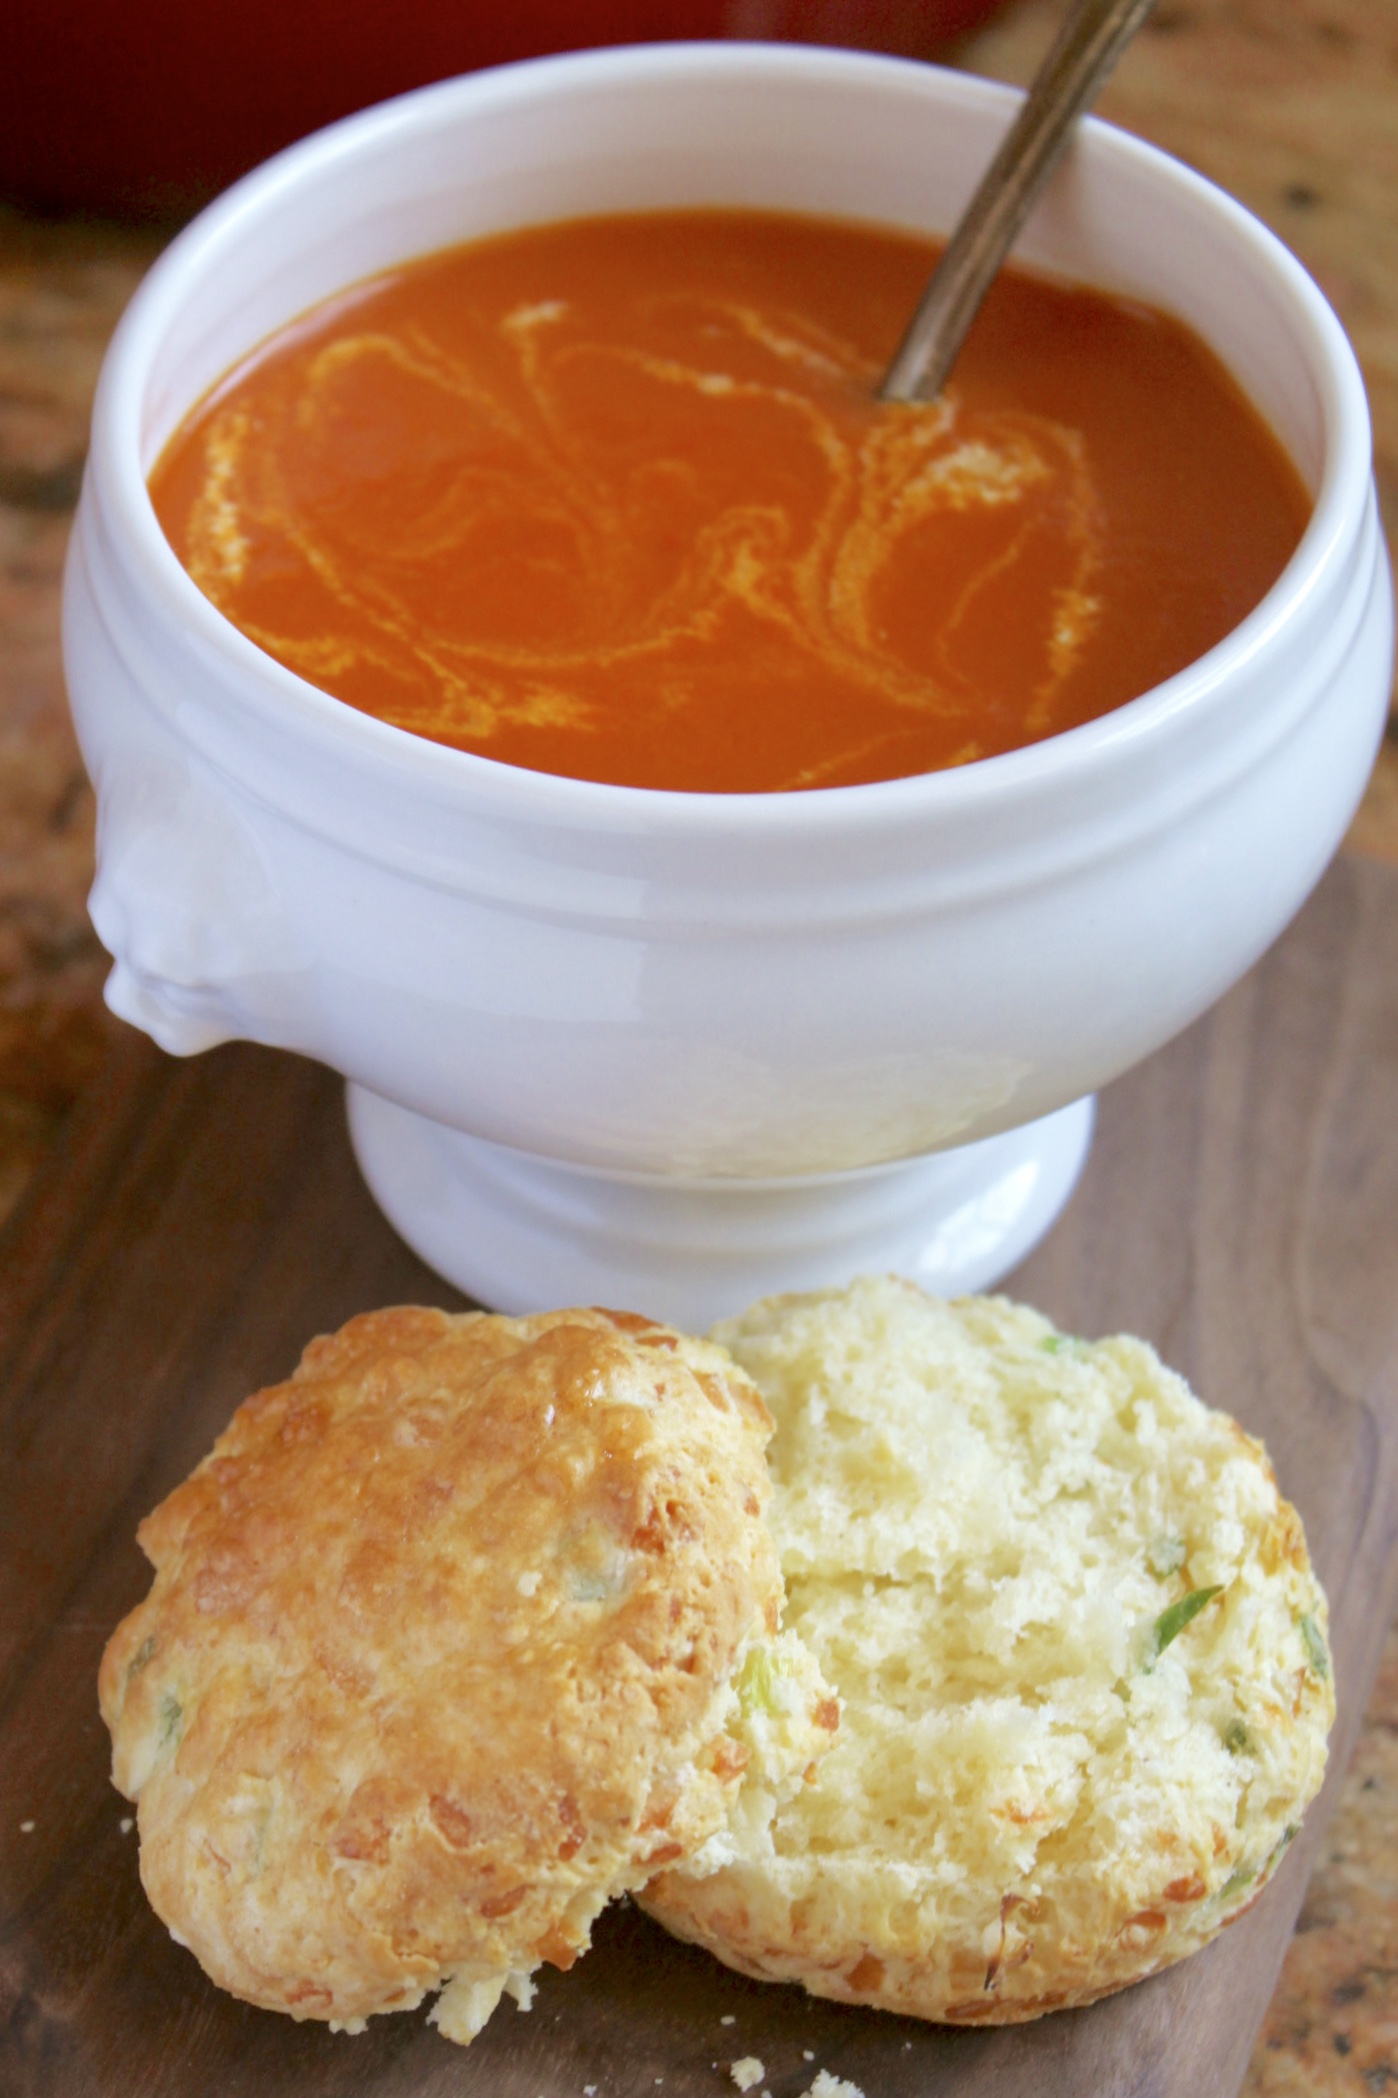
[1,853,1396,2098]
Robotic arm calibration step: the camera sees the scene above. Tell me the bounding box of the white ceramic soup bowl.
[65,44,1391,1329]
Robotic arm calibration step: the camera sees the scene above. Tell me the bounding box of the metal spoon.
[880,0,1159,403]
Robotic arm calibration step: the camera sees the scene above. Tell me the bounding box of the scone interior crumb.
[641,1277,1334,2022]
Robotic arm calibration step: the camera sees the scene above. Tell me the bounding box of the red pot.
[2,0,1007,219]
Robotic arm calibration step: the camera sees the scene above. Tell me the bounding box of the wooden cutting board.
[2,853,1397,2098]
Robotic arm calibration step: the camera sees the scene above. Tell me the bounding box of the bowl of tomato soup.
[64,44,1392,1326]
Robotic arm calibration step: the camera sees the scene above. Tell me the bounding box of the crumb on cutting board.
[800,2074,865,2098]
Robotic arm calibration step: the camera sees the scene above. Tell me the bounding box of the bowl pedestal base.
[346,1087,1095,1331]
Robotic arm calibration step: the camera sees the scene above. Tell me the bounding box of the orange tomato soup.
[150,211,1310,793]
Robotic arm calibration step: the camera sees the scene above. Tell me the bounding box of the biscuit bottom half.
[639,1278,1335,2022]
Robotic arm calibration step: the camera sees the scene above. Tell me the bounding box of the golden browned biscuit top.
[99,1305,787,2041]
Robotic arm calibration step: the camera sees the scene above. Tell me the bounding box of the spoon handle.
[879,0,1159,403]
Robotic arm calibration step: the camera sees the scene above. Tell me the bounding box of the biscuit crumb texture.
[99,1306,833,2042]
[640,1278,1334,2022]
